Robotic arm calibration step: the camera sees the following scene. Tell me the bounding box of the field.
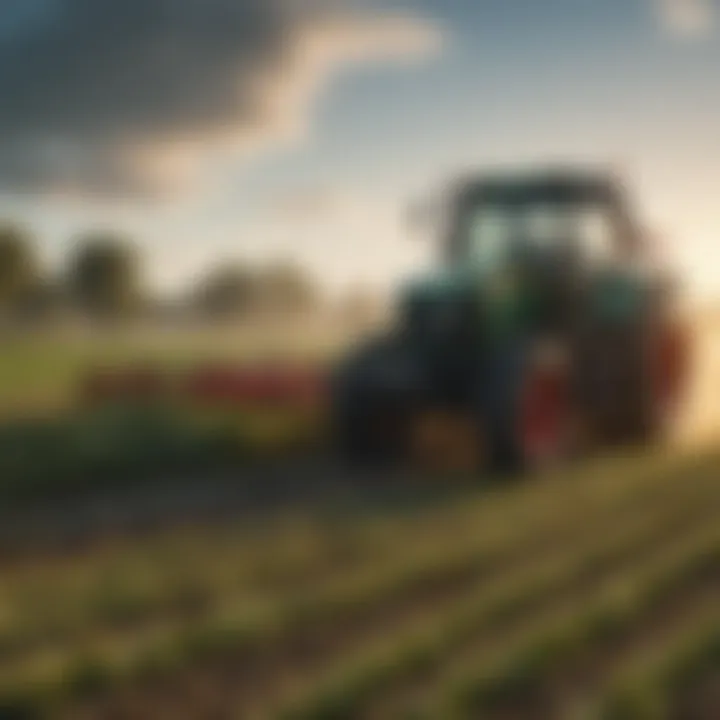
[0,449,715,719]
[0,321,718,718]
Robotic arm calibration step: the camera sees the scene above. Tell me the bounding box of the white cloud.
[655,0,714,38]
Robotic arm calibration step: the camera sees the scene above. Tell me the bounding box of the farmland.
[0,320,717,718]
[0,449,716,719]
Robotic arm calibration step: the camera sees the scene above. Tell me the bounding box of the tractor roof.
[457,169,624,207]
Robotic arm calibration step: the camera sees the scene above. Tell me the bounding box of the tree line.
[0,223,325,324]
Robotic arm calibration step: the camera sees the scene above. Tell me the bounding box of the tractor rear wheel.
[581,318,689,446]
[633,319,689,443]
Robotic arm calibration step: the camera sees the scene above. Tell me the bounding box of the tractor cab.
[401,170,669,359]
[421,170,644,335]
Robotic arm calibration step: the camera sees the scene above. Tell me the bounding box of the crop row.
[418,521,720,719]
[273,492,720,719]
[598,613,720,719]
[1,449,715,707]
[16,461,719,720]
[0,449,707,672]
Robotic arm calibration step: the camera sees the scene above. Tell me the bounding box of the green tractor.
[331,169,688,474]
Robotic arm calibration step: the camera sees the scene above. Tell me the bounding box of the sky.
[0,0,719,302]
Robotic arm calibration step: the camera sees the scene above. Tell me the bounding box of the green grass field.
[0,449,716,719]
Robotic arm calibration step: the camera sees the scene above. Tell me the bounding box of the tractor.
[330,169,689,474]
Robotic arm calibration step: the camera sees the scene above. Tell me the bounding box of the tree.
[67,233,141,320]
[195,264,258,319]
[0,224,40,316]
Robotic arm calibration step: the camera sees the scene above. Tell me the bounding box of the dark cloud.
[0,0,440,196]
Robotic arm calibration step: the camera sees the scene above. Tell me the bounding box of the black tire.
[581,318,686,447]
[618,319,688,446]
[577,321,647,445]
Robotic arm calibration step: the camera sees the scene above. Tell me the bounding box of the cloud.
[0,0,442,197]
[655,0,714,38]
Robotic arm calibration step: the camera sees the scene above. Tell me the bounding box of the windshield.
[451,202,616,269]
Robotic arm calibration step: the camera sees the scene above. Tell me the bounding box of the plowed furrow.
[68,477,720,720]
[400,524,720,720]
